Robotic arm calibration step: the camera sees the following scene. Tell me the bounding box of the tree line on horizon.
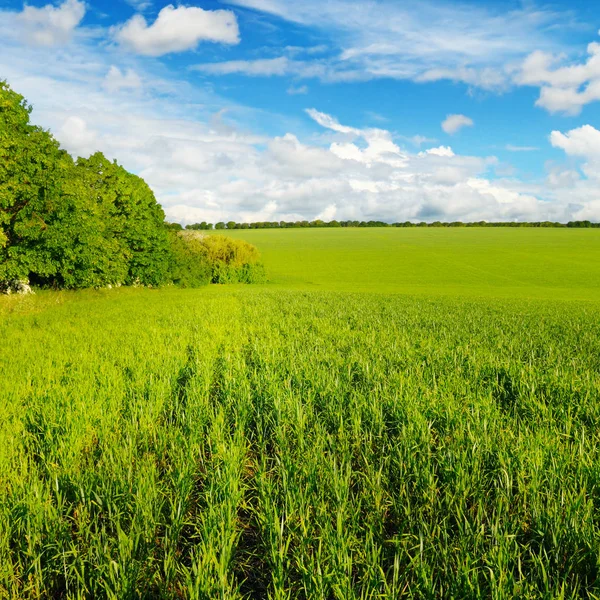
[172,219,600,231]
[0,81,264,292]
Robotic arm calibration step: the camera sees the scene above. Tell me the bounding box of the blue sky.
[2,0,600,223]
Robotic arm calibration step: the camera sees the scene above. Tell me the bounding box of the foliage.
[0,81,175,289]
[181,232,266,284]
[167,231,212,288]
[193,219,600,229]
[1,286,600,598]
[0,81,265,291]
[186,221,214,231]
[0,80,71,283]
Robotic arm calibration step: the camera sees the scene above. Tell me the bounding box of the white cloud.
[287,84,309,95]
[58,116,98,158]
[506,145,539,152]
[406,135,437,147]
[193,56,346,81]
[315,204,338,221]
[416,66,508,90]
[113,4,240,56]
[546,125,600,220]
[516,39,600,115]
[550,125,600,169]
[365,111,388,123]
[195,57,289,76]
[125,0,153,11]
[285,45,328,57]
[17,0,85,46]
[420,146,455,157]
[224,0,570,89]
[547,166,580,189]
[442,114,474,135]
[267,133,345,177]
[1,10,597,226]
[103,66,142,93]
[45,92,543,224]
[305,108,360,136]
[571,200,600,221]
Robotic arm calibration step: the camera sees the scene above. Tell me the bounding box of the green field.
[223,228,600,300]
[1,229,600,599]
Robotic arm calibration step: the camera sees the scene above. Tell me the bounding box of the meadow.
[223,227,600,300]
[1,228,600,599]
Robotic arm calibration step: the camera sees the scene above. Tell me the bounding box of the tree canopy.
[0,81,264,291]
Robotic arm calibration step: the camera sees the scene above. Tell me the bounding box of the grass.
[222,227,600,300]
[1,229,600,598]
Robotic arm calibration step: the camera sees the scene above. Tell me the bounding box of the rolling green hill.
[223,227,600,300]
[1,229,600,598]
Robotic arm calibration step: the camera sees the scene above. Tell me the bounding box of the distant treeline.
[0,81,264,291]
[171,219,600,230]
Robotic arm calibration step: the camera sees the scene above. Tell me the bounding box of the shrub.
[180,232,267,284]
[167,231,212,288]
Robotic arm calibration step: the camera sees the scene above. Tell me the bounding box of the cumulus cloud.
[103,66,143,93]
[442,114,474,135]
[550,124,600,180]
[546,166,581,189]
[517,39,600,115]
[267,133,345,177]
[113,4,240,56]
[58,116,98,158]
[17,0,85,46]
[419,146,455,157]
[46,93,545,224]
[308,114,410,169]
[1,12,597,226]
[547,125,600,220]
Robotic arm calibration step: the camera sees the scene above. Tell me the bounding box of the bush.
[167,231,212,288]
[180,232,267,284]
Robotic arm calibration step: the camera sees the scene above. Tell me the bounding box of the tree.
[0,80,69,283]
[165,222,183,231]
[0,81,269,291]
[0,80,177,289]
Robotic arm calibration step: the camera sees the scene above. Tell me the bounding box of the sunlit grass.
[1,283,600,598]
[222,228,600,300]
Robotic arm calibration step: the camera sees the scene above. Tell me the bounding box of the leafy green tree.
[0,81,269,291]
[165,222,183,231]
[34,159,130,288]
[0,80,69,283]
[72,153,172,287]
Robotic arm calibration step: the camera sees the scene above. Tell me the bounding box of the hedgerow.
[181,232,267,284]
[0,80,265,291]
